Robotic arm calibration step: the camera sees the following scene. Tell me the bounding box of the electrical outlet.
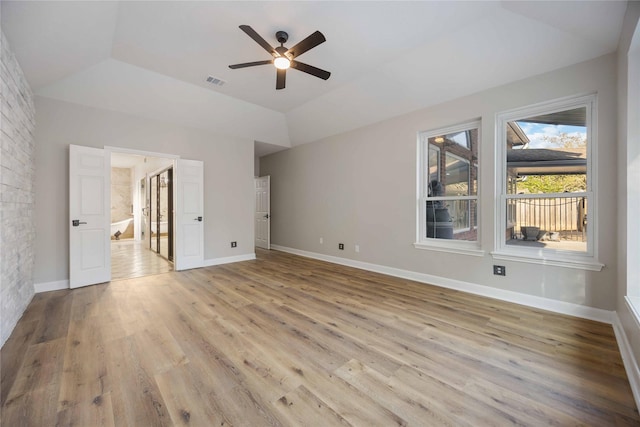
[493,265,506,276]
[231,241,237,248]
[338,243,344,250]
[355,244,360,253]
[320,237,323,244]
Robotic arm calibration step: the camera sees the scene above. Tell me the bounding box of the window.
[495,94,602,270]
[416,121,481,254]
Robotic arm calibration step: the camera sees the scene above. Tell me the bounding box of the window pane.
[444,153,469,196]
[505,195,587,252]
[428,146,439,184]
[425,199,477,241]
[450,131,470,148]
[427,128,478,197]
[506,107,587,193]
[504,106,588,253]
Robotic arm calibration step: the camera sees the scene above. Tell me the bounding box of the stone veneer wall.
[0,30,36,347]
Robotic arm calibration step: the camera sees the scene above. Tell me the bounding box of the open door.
[255,176,270,249]
[174,159,204,270]
[69,145,111,288]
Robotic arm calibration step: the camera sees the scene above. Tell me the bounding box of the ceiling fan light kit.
[273,57,290,70]
[229,25,331,90]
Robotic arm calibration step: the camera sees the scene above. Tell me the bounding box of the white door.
[255,176,270,249]
[175,159,204,270]
[69,145,111,288]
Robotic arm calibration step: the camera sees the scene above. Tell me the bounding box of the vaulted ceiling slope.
[1,1,627,152]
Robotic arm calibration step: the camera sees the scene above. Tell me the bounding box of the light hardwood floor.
[111,239,172,281]
[1,249,638,426]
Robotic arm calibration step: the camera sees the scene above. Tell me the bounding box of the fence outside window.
[506,194,587,242]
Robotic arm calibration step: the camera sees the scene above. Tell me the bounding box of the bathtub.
[110,218,132,236]
[151,221,169,234]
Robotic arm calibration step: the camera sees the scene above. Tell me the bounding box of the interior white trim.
[612,310,640,412]
[417,119,482,250]
[626,296,640,327]
[413,242,485,257]
[490,250,604,271]
[104,146,180,160]
[494,93,599,265]
[202,253,256,267]
[34,280,70,293]
[272,244,613,324]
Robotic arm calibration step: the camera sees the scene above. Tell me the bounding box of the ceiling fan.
[229,25,331,90]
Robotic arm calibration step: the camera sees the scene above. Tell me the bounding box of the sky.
[516,122,587,149]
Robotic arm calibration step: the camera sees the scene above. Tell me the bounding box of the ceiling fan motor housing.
[276,31,288,44]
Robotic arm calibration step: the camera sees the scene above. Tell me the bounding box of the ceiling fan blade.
[229,59,273,69]
[286,31,326,58]
[276,68,286,90]
[239,25,278,57]
[290,61,331,80]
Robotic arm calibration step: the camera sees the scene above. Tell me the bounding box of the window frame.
[493,94,603,271]
[415,120,484,256]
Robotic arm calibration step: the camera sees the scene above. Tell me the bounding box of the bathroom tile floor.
[111,238,172,280]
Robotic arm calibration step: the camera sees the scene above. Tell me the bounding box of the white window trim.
[493,93,603,271]
[416,120,482,256]
[624,20,640,327]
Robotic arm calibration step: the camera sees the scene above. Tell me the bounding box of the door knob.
[72,219,87,227]
[264,214,270,219]
[194,216,203,222]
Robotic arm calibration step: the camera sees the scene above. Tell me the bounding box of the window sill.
[625,296,640,329]
[490,249,604,271]
[414,241,485,257]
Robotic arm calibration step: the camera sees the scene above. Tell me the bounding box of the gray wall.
[261,53,617,310]
[34,97,255,285]
[616,2,640,375]
[0,30,36,347]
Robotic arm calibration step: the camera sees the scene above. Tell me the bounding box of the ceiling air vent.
[205,75,226,87]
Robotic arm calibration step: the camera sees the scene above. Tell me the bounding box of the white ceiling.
[1,1,627,156]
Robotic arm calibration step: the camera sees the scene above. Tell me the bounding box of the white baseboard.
[34,280,69,293]
[202,253,256,267]
[271,245,613,324]
[612,311,640,411]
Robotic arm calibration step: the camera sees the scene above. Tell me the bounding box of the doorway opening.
[110,151,175,280]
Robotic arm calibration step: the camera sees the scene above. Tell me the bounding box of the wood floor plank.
[155,364,235,427]
[334,358,459,426]
[32,291,72,344]
[0,318,38,406]
[274,384,352,427]
[105,335,173,427]
[5,338,66,403]
[55,392,116,427]
[57,317,108,411]
[1,248,637,426]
